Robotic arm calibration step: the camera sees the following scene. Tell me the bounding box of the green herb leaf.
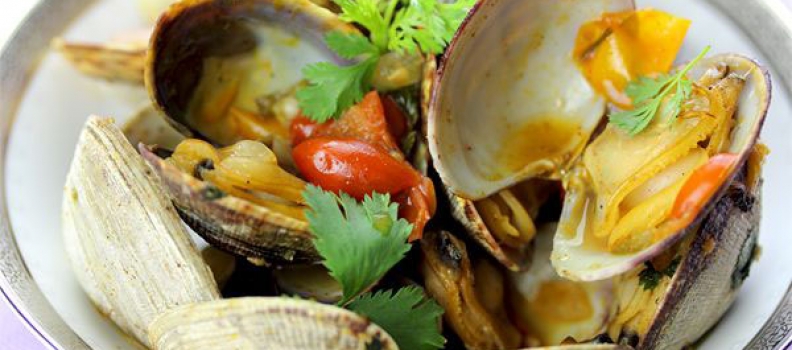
[388,0,474,55]
[609,46,711,135]
[348,287,445,350]
[325,32,381,59]
[297,0,474,121]
[335,0,391,49]
[297,58,379,123]
[303,185,413,305]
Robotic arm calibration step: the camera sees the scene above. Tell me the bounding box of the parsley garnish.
[349,287,445,350]
[303,185,413,304]
[297,0,474,121]
[609,46,711,136]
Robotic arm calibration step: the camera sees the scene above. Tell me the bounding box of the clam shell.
[428,0,634,200]
[551,54,770,281]
[54,38,146,84]
[427,0,633,272]
[145,0,357,141]
[148,297,398,350]
[139,145,318,264]
[62,116,220,346]
[639,167,763,349]
[446,188,531,271]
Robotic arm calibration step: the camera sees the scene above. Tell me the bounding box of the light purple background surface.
[2,0,792,349]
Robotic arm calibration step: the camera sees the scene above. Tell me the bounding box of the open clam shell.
[139,145,317,264]
[148,297,398,350]
[429,0,634,200]
[427,0,770,283]
[551,54,770,281]
[428,0,634,272]
[62,116,220,347]
[145,0,357,144]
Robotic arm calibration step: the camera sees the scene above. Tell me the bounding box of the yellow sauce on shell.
[530,280,594,323]
[495,117,583,178]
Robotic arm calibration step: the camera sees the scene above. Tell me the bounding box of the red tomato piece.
[395,177,437,241]
[382,95,409,141]
[292,137,421,200]
[671,153,739,221]
[290,91,401,156]
[290,116,320,146]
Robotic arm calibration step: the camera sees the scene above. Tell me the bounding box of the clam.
[62,116,220,347]
[551,54,769,281]
[420,230,522,349]
[140,0,437,263]
[135,0,358,263]
[148,297,397,350]
[145,0,358,144]
[428,0,769,279]
[430,0,635,271]
[427,0,770,347]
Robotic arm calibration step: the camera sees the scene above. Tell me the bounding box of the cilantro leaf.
[297,0,475,122]
[348,287,445,350]
[325,32,381,59]
[297,58,378,122]
[303,185,413,305]
[624,75,672,105]
[335,0,390,49]
[609,46,711,135]
[388,0,474,55]
[609,99,660,136]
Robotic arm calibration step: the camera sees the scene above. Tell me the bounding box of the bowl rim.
[1,0,791,349]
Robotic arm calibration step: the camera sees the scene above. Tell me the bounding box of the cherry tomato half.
[292,137,421,200]
[671,153,739,221]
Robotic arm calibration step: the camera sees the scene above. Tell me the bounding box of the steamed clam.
[140,0,436,263]
[62,116,220,346]
[137,0,355,263]
[426,0,770,348]
[433,0,634,271]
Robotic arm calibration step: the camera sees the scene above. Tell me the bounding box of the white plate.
[2,0,792,349]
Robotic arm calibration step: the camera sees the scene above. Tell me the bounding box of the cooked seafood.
[433,0,634,271]
[59,0,773,349]
[62,116,220,347]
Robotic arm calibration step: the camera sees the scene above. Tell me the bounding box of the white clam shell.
[62,116,220,346]
[428,0,634,200]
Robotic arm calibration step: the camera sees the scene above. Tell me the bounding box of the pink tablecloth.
[2,1,792,349]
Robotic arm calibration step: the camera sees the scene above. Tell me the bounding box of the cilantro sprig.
[297,0,475,122]
[303,185,445,349]
[609,46,711,136]
[349,287,445,350]
[304,184,413,304]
